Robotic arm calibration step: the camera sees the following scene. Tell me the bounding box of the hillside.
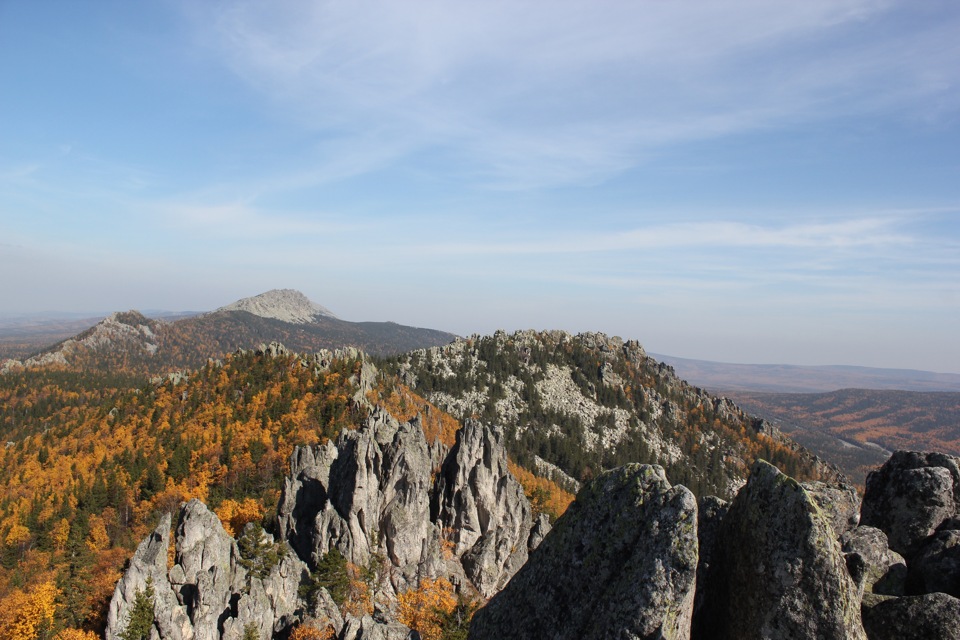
[380,330,836,498]
[0,290,456,376]
[729,388,960,483]
[0,329,837,638]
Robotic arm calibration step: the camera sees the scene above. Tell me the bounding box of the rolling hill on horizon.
[655,353,960,393]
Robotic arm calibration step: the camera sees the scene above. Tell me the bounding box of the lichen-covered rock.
[433,419,533,596]
[470,464,699,640]
[861,592,960,640]
[707,460,866,640]
[907,529,960,597]
[803,480,861,536]
[840,526,906,598]
[860,451,960,558]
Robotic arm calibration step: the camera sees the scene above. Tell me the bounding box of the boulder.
[840,526,906,598]
[706,460,866,640]
[860,451,960,558]
[907,529,960,597]
[802,480,861,536]
[433,419,534,596]
[470,464,699,640]
[861,592,960,640]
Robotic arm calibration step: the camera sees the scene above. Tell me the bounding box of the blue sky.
[1,1,959,372]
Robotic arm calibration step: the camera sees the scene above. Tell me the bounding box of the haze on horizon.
[1,1,958,374]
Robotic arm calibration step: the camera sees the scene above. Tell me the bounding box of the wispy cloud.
[182,0,960,190]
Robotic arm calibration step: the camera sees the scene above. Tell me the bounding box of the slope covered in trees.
[0,347,364,637]
[381,330,835,498]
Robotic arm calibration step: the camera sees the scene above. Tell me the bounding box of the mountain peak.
[216,289,338,324]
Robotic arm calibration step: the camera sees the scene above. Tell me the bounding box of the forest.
[0,347,572,640]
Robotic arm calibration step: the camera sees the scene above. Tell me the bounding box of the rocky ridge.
[1,311,163,374]
[384,329,837,499]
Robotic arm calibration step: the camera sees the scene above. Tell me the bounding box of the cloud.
[181,0,960,190]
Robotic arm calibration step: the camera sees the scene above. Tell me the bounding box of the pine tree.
[119,578,155,640]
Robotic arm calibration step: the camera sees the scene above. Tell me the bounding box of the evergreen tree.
[119,578,155,640]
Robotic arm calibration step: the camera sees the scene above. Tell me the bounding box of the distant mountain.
[654,354,960,393]
[0,289,457,375]
[213,288,337,323]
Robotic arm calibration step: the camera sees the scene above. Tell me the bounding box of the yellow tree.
[397,577,457,640]
[0,580,60,640]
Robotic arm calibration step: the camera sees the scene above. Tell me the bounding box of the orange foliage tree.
[397,577,457,640]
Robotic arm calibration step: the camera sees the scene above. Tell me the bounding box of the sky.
[1,1,959,372]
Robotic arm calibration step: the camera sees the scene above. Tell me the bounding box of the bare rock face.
[340,615,415,640]
[433,419,534,596]
[840,526,907,599]
[107,501,307,640]
[860,451,960,558]
[278,408,440,597]
[106,514,192,640]
[802,480,861,536]
[861,592,960,640]
[470,464,699,640]
[706,460,866,640]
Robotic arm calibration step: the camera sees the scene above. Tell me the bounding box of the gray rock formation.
[106,514,192,640]
[840,526,907,599]
[706,460,866,640]
[860,451,960,558]
[433,419,534,596]
[340,615,415,640]
[861,592,960,640]
[470,464,699,640]
[802,480,861,536]
[108,501,307,640]
[278,408,440,597]
[907,529,960,597]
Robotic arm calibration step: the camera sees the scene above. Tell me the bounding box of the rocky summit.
[107,414,960,640]
[215,289,339,323]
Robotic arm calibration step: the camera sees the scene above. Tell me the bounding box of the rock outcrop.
[840,526,907,599]
[111,408,960,640]
[703,460,866,640]
[802,480,861,536]
[470,464,698,640]
[107,501,307,640]
[278,407,441,598]
[433,420,536,596]
[860,451,960,558]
